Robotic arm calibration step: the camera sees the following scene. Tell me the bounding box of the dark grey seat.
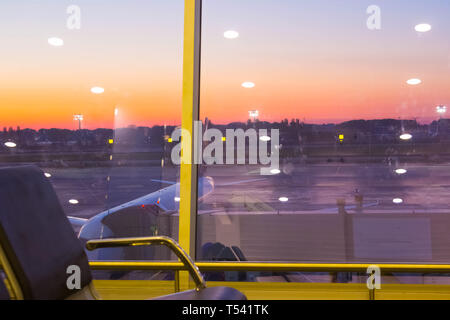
[0,166,92,299]
[0,165,246,300]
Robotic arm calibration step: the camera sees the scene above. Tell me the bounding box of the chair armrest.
[86,236,206,291]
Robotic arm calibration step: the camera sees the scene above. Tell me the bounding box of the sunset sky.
[0,0,449,129]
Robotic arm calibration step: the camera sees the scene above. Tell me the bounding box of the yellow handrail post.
[0,243,23,299]
[179,0,202,291]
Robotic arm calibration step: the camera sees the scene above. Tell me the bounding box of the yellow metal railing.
[86,236,206,291]
[89,261,450,274]
[88,260,450,300]
[0,244,23,300]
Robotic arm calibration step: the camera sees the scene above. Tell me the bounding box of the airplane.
[66,172,380,282]
[68,174,379,255]
[68,176,266,261]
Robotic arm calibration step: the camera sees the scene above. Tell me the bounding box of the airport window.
[196,0,450,282]
[0,1,184,267]
[3,0,450,290]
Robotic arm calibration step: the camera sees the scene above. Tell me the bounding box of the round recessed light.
[279,197,289,202]
[174,197,180,202]
[48,37,64,47]
[415,23,432,33]
[44,172,52,178]
[241,82,255,88]
[91,86,105,94]
[270,168,281,175]
[393,198,403,204]
[224,30,239,39]
[406,78,422,86]
[4,142,16,148]
[400,133,413,141]
[260,136,271,142]
[69,199,79,204]
[395,169,407,175]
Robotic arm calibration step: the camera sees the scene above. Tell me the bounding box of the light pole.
[73,114,83,130]
[436,105,447,118]
[436,105,446,136]
[248,110,259,122]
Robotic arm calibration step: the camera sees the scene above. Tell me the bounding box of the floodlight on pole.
[248,110,259,122]
[74,114,84,130]
[436,105,447,116]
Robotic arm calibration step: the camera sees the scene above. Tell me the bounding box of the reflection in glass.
[224,30,239,39]
[0,1,184,281]
[90,87,105,94]
[197,0,450,284]
[415,23,432,33]
[406,78,422,85]
[4,142,16,148]
[400,133,413,140]
[241,82,255,88]
[47,37,64,47]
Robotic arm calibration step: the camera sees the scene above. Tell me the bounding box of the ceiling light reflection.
[395,169,407,175]
[400,133,413,141]
[393,198,403,204]
[91,87,105,94]
[406,78,422,85]
[242,82,255,88]
[415,24,432,33]
[224,30,239,39]
[270,169,281,175]
[4,142,16,148]
[48,37,64,47]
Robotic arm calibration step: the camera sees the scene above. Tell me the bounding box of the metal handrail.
[89,261,450,274]
[86,236,206,291]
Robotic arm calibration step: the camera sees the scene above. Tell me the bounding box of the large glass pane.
[197,0,450,281]
[0,1,183,273]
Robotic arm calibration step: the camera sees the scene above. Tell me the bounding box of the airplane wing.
[216,178,267,187]
[70,176,214,231]
[151,179,177,185]
[68,216,88,228]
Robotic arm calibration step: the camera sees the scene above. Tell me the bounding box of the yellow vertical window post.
[179,0,202,291]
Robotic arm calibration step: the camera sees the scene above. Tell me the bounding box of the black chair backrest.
[0,166,92,299]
